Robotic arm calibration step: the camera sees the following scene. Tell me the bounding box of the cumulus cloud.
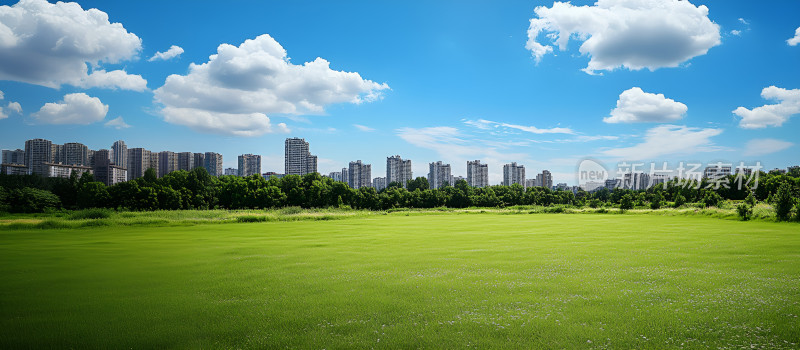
[153,34,389,136]
[604,87,687,123]
[788,27,800,46]
[32,93,108,125]
[0,0,145,90]
[353,124,375,132]
[104,116,131,129]
[526,0,721,74]
[743,138,793,157]
[149,45,184,61]
[0,89,21,120]
[733,86,800,129]
[600,125,722,160]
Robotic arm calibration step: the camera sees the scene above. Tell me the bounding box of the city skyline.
[0,0,799,185]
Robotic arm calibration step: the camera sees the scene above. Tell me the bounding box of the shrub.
[795,202,800,222]
[745,192,757,207]
[737,203,752,221]
[280,206,303,215]
[650,192,663,210]
[673,193,686,208]
[9,188,61,213]
[588,199,601,208]
[702,192,722,208]
[773,183,795,221]
[619,194,634,211]
[69,208,112,220]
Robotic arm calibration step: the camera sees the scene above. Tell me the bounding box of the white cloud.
[738,18,749,25]
[733,86,800,128]
[604,87,687,123]
[7,101,22,114]
[32,93,108,125]
[0,89,22,120]
[77,69,147,91]
[526,0,721,74]
[743,138,793,156]
[0,0,145,90]
[462,119,574,134]
[788,27,800,46]
[154,34,389,136]
[104,116,131,129]
[353,124,375,132]
[730,30,742,36]
[149,45,184,62]
[600,124,723,160]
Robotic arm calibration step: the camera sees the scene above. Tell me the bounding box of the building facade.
[224,168,237,176]
[467,160,489,188]
[111,140,127,169]
[177,152,194,171]
[93,149,127,186]
[45,163,92,179]
[204,152,223,176]
[536,170,553,189]
[373,177,387,192]
[24,138,53,176]
[386,155,412,187]
[285,138,318,175]
[127,148,152,180]
[238,154,262,177]
[158,151,178,178]
[503,162,526,188]
[348,160,371,189]
[2,149,25,165]
[428,161,452,189]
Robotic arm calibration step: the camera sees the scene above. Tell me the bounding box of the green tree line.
[1,167,798,218]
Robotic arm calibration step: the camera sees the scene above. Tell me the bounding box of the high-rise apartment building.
[63,142,89,166]
[111,140,127,169]
[428,161,452,189]
[24,138,53,176]
[328,171,342,182]
[158,151,178,178]
[348,160,371,189]
[224,168,237,176]
[373,177,387,192]
[285,138,318,175]
[193,153,205,171]
[238,154,261,177]
[386,155,412,187]
[536,170,553,189]
[93,149,127,186]
[50,144,63,164]
[177,152,194,171]
[204,152,223,177]
[341,167,349,185]
[127,148,152,180]
[2,149,25,165]
[467,160,489,188]
[503,162,526,188]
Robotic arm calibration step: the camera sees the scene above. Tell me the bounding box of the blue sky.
[0,0,798,185]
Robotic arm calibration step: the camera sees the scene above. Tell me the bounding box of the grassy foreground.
[1,214,799,348]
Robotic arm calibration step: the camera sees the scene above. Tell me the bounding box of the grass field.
[1,213,799,348]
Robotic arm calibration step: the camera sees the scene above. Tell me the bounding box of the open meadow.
[1,213,799,348]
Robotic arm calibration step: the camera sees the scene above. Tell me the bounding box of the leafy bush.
[8,188,61,213]
[737,203,752,221]
[745,192,756,207]
[619,194,634,211]
[650,192,663,210]
[588,199,601,208]
[702,192,722,208]
[673,193,686,208]
[773,183,795,221]
[69,208,112,220]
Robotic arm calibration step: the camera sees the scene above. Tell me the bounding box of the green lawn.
[1,213,799,348]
